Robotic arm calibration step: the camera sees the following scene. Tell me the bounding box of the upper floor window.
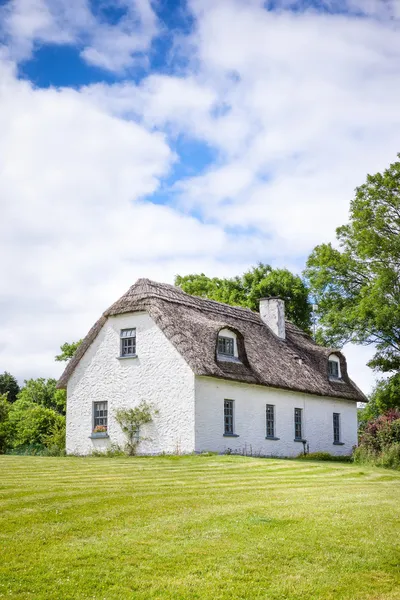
[328,354,341,379]
[217,328,240,361]
[120,328,136,357]
[218,336,234,357]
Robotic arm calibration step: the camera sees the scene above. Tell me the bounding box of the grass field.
[0,456,399,600]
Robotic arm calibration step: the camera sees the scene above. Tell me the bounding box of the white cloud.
[2,0,399,392]
[0,0,158,71]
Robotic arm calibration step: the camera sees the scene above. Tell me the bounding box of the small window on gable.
[328,354,341,379]
[120,328,136,357]
[217,328,239,360]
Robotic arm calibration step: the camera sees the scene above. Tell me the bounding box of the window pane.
[266,404,275,437]
[224,399,234,434]
[294,408,302,440]
[218,336,234,356]
[93,401,108,429]
[333,413,340,443]
[329,360,339,377]
[121,329,136,338]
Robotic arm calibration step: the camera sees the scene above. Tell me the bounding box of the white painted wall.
[194,376,357,456]
[66,312,195,455]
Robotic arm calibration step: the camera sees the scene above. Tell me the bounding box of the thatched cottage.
[58,278,365,456]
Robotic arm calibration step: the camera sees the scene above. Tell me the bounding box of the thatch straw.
[58,279,365,401]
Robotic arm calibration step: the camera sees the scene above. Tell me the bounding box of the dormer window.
[218,336,234,357]
[217,328,240,361]
[328,354,341,379]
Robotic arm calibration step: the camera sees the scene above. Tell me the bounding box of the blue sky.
[1,0,400,390]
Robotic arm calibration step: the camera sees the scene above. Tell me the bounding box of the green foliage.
[55,340,82,362]
[176,263,312,332]
[359,374,400,424]
[7,398,65,450]
[354,411,400,470]
[0,372,20,403]
[17,378,66,415]
[115,401,157,456]
[297,451,352,462]
[0,394,11,453]
[353,443,400,470]
[305,155,400,372]
[42,419,66,454]
[91,443,126,457]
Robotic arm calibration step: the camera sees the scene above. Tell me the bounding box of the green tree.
[7,398,64,450]
[175,264,312,332]
[305,155,400,372]
[17,378,66,415]
[0,394,11,453]
[359,374,400,424]
[0,372,20,403]
[55,340,82,362]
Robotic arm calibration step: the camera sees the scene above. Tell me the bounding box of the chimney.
[259,297,286,340]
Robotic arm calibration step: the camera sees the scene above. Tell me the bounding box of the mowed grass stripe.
[0,455,399,600]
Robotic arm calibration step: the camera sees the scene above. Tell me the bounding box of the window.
[218,336,234,357]
[224,399,234,435]
[333,413,340,443]
[120,328,136,357]
[266,404,275,438]
[93,401,108,431]
[328,355,341,379]
[294,408,303,440]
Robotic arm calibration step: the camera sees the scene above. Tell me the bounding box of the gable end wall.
[66,312,195,455]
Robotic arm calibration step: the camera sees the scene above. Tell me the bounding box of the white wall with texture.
[66,312,195,455]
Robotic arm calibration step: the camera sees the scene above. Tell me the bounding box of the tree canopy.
[305,155,400,373]
[0,372,20,403]
[55,340,82,362]
[17,378,66,415]
[175,264,312,332]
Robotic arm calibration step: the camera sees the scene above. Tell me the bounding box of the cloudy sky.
[1,0,399,392]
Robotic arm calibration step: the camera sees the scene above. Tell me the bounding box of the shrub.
[91,444,126,457]
[115,401,157,456]
[297,451,352,463]
[7,398,65,450]
[354,411,400,470]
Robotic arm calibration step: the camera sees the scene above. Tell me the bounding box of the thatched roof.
[58,278,365,401]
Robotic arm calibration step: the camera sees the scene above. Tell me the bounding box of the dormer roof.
[57,278,366,402]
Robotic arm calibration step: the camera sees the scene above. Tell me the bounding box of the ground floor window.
[224,399,234,435]
[333,412,340,443]
[93,401,108,432]
[294,408,303,440]
[266,404,275,438]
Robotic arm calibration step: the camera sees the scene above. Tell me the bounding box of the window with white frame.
[93,401,108,432]
[266,404,275,438]
[224,399,234,435]
[120,328,136,357]
[328,354,341,379]
[333,413,341,443]
[294,408,303,440]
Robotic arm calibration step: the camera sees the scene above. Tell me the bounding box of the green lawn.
[0,456,399,600]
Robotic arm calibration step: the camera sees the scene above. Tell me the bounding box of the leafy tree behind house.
[55,340,82,362]
[175,263,312,332]
[18,378,66,415]
[305,155,400,374]
[0,372,20,403]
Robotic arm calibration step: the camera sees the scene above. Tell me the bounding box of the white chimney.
[259,297,286,340]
